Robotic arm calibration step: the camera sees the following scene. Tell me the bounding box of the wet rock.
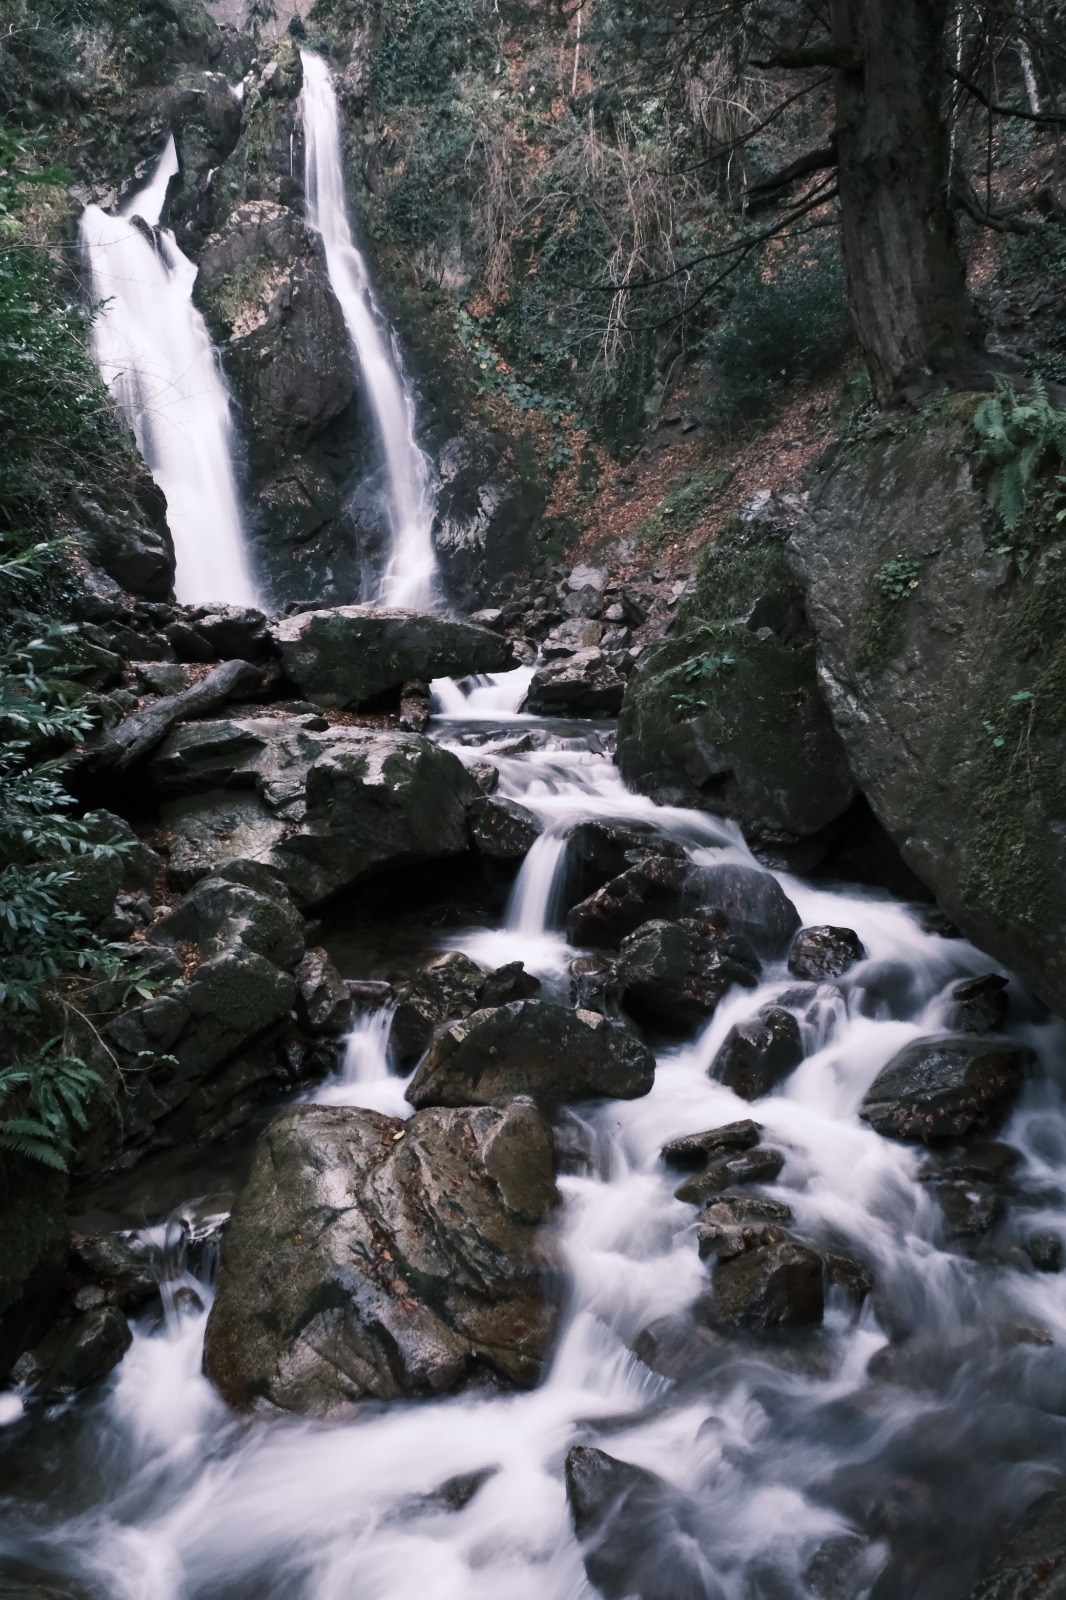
[674,1147,785,1204]
[694,1192,795,1261]
[203,1099,560,1415]
[478,962,540,1008]
[469,796,543,860]
[787,925,866,982]
[615,918,761,1034]
[405,1000,655,1110]
[0,1577,88,1599]
[859,1036,1034,1142]
[467,760,500,795]
[631,1314,727,1382]
[951,972,1010,1034]
[695,1240,824,1332]
[294,947,353,1036]
[708,1006,804,1100]
[964,1485,1066,1600]
[523,650,626,716]
[69,482,175,603]
[1023,1232,1064,1273]
[661,1119,762,1169]
[565,1444,709,1600]
[38,1307,132,1394]
[805,1533,877,1600]
[270,606,514,710]
[691,862,801,958]
[69,1231,157,1305]
[918,1140,1022,1186]
[542,618,604,658]
[178,604,273,663]
[148,876,305,971]
[931,1181,1003,1238]
[567,856,692,949]
[822,1254,874,1304]
[196,201,357,468]
[389,952,488,1070]
[398,679,432,733]
[567,818,686,900]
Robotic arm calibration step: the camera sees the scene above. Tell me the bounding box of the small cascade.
[299,51,440,610]
[79,137,257,607]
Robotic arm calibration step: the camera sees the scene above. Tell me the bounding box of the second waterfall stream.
[300,50,440,610]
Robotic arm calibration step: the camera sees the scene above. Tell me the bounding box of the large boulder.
[270,606,515,709]
[965,1486,1066,1600]
[389,952,488,1070]
[565,1445,710,1600]
[691,862,801,958]
[432,430,549,610]
[787,924,866,980]
[617,620,855,836]
[567,856,692,949]
[708,1006,804,1100]
[523,649,626,716]
[695,1239,825,1332]
[789,413,1066,1019]
[203,1099,561,1415]
[859,1035,1033,1142]
[614,918,761,1034]
[152,722,479,906]
[195,201,357,468]
[405,1000,655,1109]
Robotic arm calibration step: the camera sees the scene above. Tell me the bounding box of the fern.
[974,378,1066,538]
[0,1040,104,1171]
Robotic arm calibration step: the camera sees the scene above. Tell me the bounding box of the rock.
[294,947,353,1035]
[789,415,1066,1021]
[389,952,488,1070]
[614,918,761,1033]
[565,1444,708,1600]
[91,658,264,771]
[708,1006,804,1100]
[270,606,514,710]
[542,617,604,657]
[202,1100,560,1415]
[179,604,273,662]
[617,620,856,836]
[695,1192,795,1261]
[695,1240,824,1332]
[964,1485,1066,1600]
[787,925,866,981]
[919,1140,1022,1185]
[195,201,357,468]
[398,679,431,733]
[859,1036,1033,1142]
[478,962,540,1008]
[631,1314,727,1381]
[523,649,626,716]
[674,1146,785,1204]
[931,1180,1003,1238]
[70,1231,157,1305]
[568,564,608,592]
[951,972,1010,1034]
[660,1119,762,1169]
[0,1577,87,1599]
[467,759,500,795]
[432,431,549,609]
[38,1307,132,1394]
[567,856,692,948]
[1024,1232,1064,1273]
[469,796,543,860]
[405,1001,655,1110]
[148,876,305,970]
[567,818,686,899]
[69,483,175,603]
[691,862,801,957]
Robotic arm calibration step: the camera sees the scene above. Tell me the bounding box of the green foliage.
[874,556,922,602]
[703,242,853,423]
[974,378,1066,566]
[0,1038,104,1170]
[668,650,736,714]
[370,0,497,106]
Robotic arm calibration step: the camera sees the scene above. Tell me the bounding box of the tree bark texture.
[830,0,978,399]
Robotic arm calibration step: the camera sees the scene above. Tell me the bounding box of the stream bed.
[1,671,1065,1600]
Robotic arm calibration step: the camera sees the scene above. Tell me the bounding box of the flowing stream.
[0,673,1065,1598]
[300,51,440,609]
[80,138,257,608]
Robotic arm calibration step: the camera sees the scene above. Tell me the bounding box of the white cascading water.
[300,51,440,610]
[2,665,1066,1599]
[79,137,257,607]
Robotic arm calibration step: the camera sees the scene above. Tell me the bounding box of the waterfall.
[299,51,440,611]
[79,136,257,608]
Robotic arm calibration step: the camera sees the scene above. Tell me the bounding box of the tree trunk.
[831,0,980,400]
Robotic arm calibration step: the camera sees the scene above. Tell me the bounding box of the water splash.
[299,51,439,610]
[79,137,257,607]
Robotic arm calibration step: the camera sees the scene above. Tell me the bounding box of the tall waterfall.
[80,138,257,608]
[299,51,440,610]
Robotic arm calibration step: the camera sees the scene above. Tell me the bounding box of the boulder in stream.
[708,1005,804,1100]
[523,649,626,716]
[614,917,761,1033]
[964,1484,1066,1600]
[468,795,543,860]
[661,1119,763,1169]
[787,925,866,981]
[695,1239,825,1332]
[405,1000,655,1109]
[859,1035,1034,1142]
[389,952,488,1070]
[674,1146,785,1204]
[270,606,514,709]
[565,1444,711,1600]
[203,1099,560,1415]
[691,862,801,958]
[567,856,692,949]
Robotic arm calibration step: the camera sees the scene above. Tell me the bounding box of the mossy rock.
[791,411,1066,1017]
[617,622,855,837]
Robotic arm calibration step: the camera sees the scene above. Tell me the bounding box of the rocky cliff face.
[789,411,1066,1017]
